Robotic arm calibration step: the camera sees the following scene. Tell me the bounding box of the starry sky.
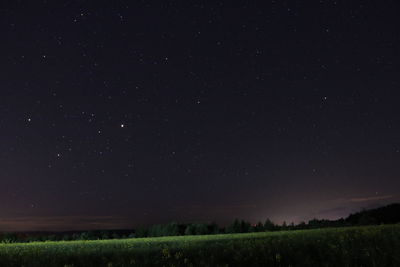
[1,1,400,231]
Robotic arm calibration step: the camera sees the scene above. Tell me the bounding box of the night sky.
[1,1,400,231]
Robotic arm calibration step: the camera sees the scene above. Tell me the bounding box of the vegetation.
[0,204,399,265]
[346,203,400,225]
[0,224,398,266]
[1,203,399,243]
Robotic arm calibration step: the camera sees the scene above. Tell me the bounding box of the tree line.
[134,203,400,237]
[1,203,399,243]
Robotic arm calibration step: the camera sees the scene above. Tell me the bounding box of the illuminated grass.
[1,224,399,266]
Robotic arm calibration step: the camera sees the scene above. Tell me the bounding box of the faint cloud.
[349,195,394,202]
[331,194,398,204]
[0,215,130,232]
[307,194,400,222]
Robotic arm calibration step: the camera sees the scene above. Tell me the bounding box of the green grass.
[1,224,400,266]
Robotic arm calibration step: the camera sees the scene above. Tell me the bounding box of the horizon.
[1,200,398,232]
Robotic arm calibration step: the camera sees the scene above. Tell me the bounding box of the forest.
[1,203,399,243]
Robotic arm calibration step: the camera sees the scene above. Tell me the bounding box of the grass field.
[1,224,399,266]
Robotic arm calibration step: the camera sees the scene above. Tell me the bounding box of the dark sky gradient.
[1,1,400,231]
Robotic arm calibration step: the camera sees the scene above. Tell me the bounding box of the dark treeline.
[1,203,399,243]
[133,218,340,238]
[135,203,400,237]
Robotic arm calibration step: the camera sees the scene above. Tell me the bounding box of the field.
[0,224,399,267]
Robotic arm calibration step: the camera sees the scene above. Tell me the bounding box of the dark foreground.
[0,224,399,266]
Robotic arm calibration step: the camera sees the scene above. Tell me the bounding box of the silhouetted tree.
[253,222,264,232]
[208,222,220,234]
[184,224,196,235]
[281,221,288,231]
[264,219,276,231]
